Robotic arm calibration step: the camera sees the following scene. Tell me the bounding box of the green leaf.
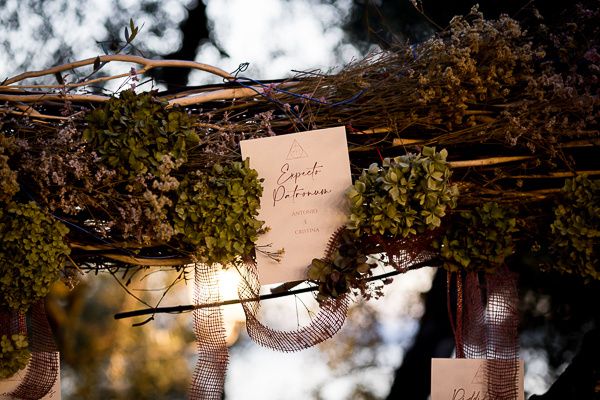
[422,146,435,157]
[368,163,379,175]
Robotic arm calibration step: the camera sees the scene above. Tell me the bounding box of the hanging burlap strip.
[450,266,520,400]
[446,271,466,358]
[462,271,486,358]
[188,260,349,399]
[373,229,438,273]
[238,260,349,351]
[485,266,520,400]
[189,263,229,400]
[236,230,439,352]
[9,300,60,400]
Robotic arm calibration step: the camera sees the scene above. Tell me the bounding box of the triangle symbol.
[286,139,308,160]
[471,363,486,385]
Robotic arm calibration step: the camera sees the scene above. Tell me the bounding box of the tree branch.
[2,54,233,87]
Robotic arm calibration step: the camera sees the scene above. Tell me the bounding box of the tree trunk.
[529,328,600,400]
[155,1,212,90]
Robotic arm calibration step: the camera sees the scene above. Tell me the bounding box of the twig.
[391,137,425,146]
[0,107,70,120]
[69,241,157,250]
[2,55,233,87]
[270,280,304,294]
[167,87,263,107]
[503,170,600,179]
[166,81,299,107]
[0,93,110,103]
[76,252,192,267]
[559,137,600,148]
[448,156,533,168]
[114,259,437,321]
[65,253,83,274]
[109,268,153,309]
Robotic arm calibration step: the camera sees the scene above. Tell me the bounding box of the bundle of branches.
[0,5,598,311]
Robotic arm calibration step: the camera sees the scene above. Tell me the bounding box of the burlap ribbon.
[188,230,439,398]
[189,263,229,400]
[1,301,59,400]
[237,261,349,351]
[448,266,520,400]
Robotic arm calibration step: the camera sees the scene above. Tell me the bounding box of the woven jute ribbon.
[238,261,350,351]
[189,263,229,400]
[448,266,520,400]
[188,230,439,398]
[0,301,59,400]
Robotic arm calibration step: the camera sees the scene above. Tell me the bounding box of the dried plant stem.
[0,93,110,103]
[560,137,600,148]
[479,188,561,198]
[87,253,192,267]
[166,81,299,107]
[65,253,83,273]
[448,156,533,168]
[69,242,191,266]
[70,241,155,251]
[167,87,262,107]
[354,127,391,134]
[391,137,426,146]
[2,55,233,87]
[506,170,600,179]
[0,107,70,120]
[463,110,495,116]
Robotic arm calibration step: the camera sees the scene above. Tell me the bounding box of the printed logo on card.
[286,139,309,160]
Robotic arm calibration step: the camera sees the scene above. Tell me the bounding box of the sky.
[0,0,361,87]
[191,0,361,83]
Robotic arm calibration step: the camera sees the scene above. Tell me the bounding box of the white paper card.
[431,358,524,400]
[0,354,61,399]
[240,126,352,284]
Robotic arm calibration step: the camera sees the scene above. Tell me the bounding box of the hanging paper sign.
[0,355,61,400]
[431,358,524,400]
[240,126,352,284]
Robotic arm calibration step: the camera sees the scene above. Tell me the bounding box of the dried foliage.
[0,334,30,379]
[550,175,600,279]
[173,160,265,264]
[0,4,598,308]
[83,90,197,179]
[0,136,19,203]
[436,202,517,273]
[0,201,70,312]
[347,146,457,238]
[308,229,381,302]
